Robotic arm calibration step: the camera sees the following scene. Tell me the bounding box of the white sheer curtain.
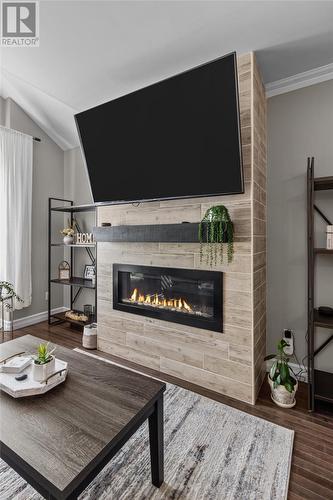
[0,126,33,309]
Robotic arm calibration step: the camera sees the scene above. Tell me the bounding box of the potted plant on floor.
[0,281,23,307]
[265,339,298,408]
[0,281,23,335]
[32,342,56,382]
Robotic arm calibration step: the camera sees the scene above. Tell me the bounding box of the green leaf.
[264,354,276,361]
[36,342,55,364]
[270,361,277,380]
[279,363,289,384]
[284,381,294,393]
[277,338,290,354]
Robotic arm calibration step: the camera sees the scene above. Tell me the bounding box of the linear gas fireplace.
[113,264,223,332]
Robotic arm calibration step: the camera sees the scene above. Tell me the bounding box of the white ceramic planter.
[63,235,74,245]
[82,323,97,349]
[32,356,56,383]
[268,375,298,408]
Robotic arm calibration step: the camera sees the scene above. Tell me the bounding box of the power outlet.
[45,291,49,301]
[283,329,294,355]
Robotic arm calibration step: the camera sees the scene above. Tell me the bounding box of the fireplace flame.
[129,289,193,312]
[183,299,192,312]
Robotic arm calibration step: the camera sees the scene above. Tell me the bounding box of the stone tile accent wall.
[252,55,267,400]
[96,53,266,405]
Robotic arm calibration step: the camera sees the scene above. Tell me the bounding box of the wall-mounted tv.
[75,52,243,205]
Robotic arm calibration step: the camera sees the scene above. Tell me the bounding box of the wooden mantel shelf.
[93,223,202,243]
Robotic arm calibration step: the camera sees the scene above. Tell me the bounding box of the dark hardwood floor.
[2,321,333,499]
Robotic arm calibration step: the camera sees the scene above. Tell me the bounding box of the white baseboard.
[2,306,67,331]
[266,359,308,383]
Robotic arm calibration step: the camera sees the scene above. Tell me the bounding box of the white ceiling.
[1,1,333,150]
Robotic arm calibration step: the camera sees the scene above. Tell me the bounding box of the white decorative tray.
[0,358,68,398]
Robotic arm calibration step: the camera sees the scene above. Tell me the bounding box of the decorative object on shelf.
[84,264,95,281]
[65,310,89,322]
[265,339,298,408]
[327,225,333,249]
[61,219,75,245]
[318,306,333,316]
[199,205,234,266]
[32,342,56,382]
[82,323,97,349]
[58,261,70,280]
[76,232,94,244]
[83,304,93,318]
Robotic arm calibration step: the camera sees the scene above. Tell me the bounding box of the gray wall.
[268,80,333,373]
[64,147,92,205]
[6,98,65,319]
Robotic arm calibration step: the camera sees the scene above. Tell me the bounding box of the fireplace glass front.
[113,264,222,332]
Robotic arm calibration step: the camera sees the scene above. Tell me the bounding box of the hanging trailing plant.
[199,205,234,266]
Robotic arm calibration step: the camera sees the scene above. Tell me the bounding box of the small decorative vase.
[82,323,97,349]
[32,356,56,383]
[63,235,74,245]
[268,375,298,408]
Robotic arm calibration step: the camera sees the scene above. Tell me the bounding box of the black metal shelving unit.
[307,157,333,411]
[48,198,97,330]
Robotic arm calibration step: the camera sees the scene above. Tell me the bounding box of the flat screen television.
[75,52,243,205]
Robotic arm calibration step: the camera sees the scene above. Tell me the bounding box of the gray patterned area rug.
[0,354,294,500]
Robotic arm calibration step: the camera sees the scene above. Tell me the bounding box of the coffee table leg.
[148,395,164,487]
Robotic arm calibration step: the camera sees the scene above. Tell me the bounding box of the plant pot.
[63,235,74,245]
[268,375,298,408]
[32,356,56,383]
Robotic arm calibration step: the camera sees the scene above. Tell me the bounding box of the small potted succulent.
[60,219,75,245]
[32,342,56,382]
[265,339,298,408]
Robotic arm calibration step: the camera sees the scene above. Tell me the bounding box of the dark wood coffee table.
[0,335,166,499]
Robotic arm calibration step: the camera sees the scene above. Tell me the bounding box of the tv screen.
[75,52,243,204]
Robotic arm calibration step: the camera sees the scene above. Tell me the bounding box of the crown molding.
[265,62,333,98]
